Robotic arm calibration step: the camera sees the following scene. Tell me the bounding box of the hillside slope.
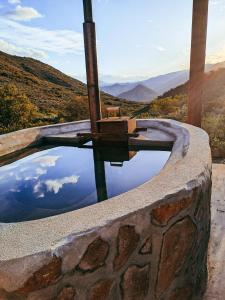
[159,67,225,114]
[136,67,225,159]
[0,51,144,121]
[118,84,158,102]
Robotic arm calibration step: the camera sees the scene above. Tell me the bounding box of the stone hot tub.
[0,119,211,300]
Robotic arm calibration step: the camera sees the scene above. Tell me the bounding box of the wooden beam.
[188,0,209,127]
[83,0,101,133]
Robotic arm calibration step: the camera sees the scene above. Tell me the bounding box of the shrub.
[0,84,37,133]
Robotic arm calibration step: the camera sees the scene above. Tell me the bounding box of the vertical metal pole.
[188,0,209,127]
[83,0,101,133]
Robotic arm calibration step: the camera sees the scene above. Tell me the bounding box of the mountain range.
[101,62,225,102]
[101,70,189,98]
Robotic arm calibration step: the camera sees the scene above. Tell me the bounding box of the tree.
[0,84,37,133]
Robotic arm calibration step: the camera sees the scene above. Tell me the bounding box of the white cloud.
[33,181,42,194]
[24,168,47,181]
[33,155,61,168]
[45,176,80,194]
[0,39,48,59]
[5,5,43,21]
[8,0,21,4]
[156,46,166,52]
[0,18,84,56]
[33,175,80,197]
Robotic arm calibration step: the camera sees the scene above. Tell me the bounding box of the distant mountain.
[101,83,137,97]
[142,70,189,95]
[0,51,144,121]
[118,84,158,103]
[101,61,225,98]
[101,70,189,97]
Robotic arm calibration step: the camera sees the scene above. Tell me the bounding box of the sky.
[0,0,225,83]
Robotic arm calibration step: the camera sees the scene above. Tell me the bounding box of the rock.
[139,237,152,255]
[77,238,109,273]
[114,226,140,271]
[56,286,77,300]
[167,286,193,300]
[151,197,192,226]
[16,256,62,295]
[88,279,113,300]
[156,217,197,296]
[121,264,150,300]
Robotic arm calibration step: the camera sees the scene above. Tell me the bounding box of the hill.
[159,67,225,115]
[118,84,158,103]
[136,67,225,159]
[0,51,144,123]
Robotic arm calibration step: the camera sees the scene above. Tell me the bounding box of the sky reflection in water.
[0,146,170,223]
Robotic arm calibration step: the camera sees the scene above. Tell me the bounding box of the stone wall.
[0,120,212,300]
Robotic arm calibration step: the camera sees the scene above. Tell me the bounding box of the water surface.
[0,146,170,222]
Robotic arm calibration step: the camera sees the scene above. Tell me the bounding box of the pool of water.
[0,146,171,223]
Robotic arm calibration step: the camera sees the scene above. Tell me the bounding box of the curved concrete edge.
[0,119,212,298]
[0,120,91,158]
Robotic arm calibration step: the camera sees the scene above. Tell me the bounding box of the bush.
[0,84,37,133]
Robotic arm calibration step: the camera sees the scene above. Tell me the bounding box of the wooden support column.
[188,0,209,127]
[83,0,101,133]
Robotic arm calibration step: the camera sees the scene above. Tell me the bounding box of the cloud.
[24,168,47,181]
[156,46,166,52]
[8,0,21,4]
[33,155,61,168]
[33,175,80,197]
[45,176,80,194]
[0,18,84,57]
[5,5,43,21]
[0,39,48,59]
[7,154,60,182]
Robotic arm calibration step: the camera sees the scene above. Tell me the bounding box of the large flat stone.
[121,264,150,300]
[114,225,140,271]
[156,217,197,296]
[77,238,109,273]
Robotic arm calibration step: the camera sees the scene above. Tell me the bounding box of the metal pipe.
[83,0,101,133]
[188,0,209,127]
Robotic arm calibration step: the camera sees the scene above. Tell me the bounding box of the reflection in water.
[0,146,170,223]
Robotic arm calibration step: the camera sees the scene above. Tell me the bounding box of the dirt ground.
[204,164,225,300]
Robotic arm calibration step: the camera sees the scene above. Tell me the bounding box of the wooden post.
[188,0,209,127]
[83,0,101,133]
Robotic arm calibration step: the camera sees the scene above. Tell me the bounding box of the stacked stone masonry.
[0,186,211,300]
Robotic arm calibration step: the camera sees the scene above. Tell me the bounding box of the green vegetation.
[0,85,37,133]
[0,50,145,126]
[137,92,225,159]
